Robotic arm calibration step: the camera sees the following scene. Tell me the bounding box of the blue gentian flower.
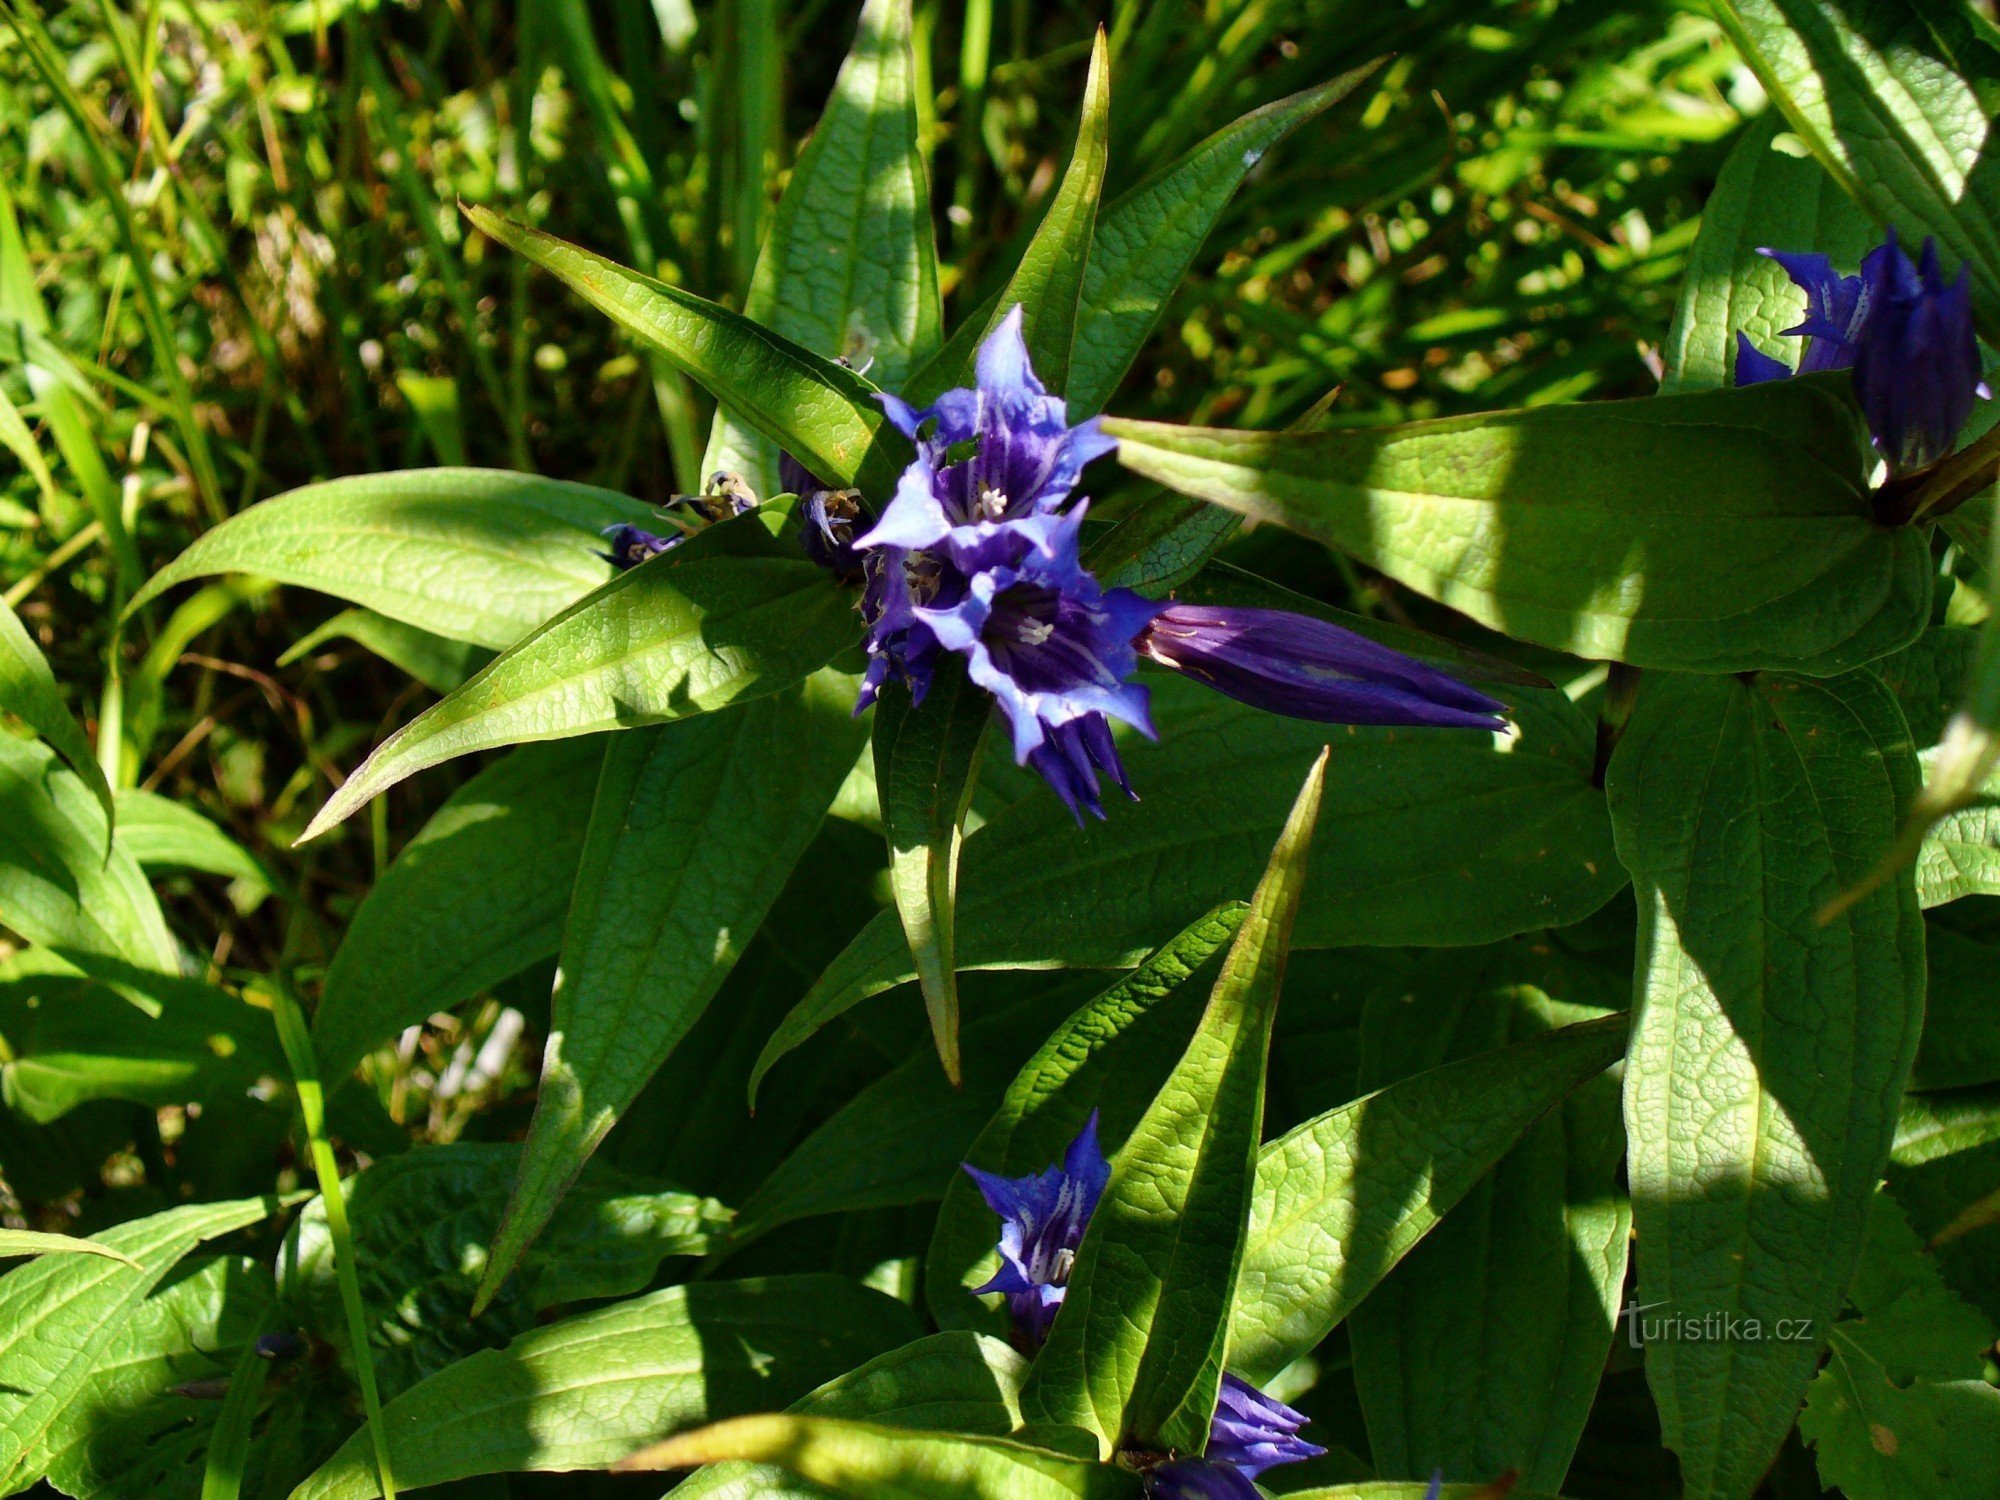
[1137,604,1506,730]
[780,452,865,573]
[601,522,682,569]
[1735,230,1984,473]
[965,1118,1325,1490]
[852,309,1154,817]
[961,1111,1111,1350]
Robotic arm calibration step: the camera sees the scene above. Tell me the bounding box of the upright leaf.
[1228,1013,1630,1384]
[0,734,178,974]
[705,0,942,493]
[1349,988,1629,1493]
[474,672,866,1309]
[123,470,654,650]
[0,596,111,829]
[1020,752,1326,1456]
[0,1195,277,1491]
[290,1278,923,1500]
[1607,670,1925,1500]
[753,680,1622,1095]
[927,906,1247,1335]
[299,511,860,841]
[468,206,906,499]
[1660,112,1880,394]
[907,29,1110,400]
[313,738,604,1080]
[1714,0,2000,339]
[1105,378,1927,674]
[626,1416,1141,1500]
[1066,68,1370,415]
[873,660,991,1083]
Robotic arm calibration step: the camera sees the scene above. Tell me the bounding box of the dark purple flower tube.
[1850,230,1985,473]
[1144,1460,1262,1500]
[1136,603,1507,730]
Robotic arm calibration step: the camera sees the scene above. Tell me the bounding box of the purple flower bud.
[600,523,682,569]
[1205,1373,1326,1476]
[1851,229,1985,473]
[960,1112,1110,1351]
[1136,604,1507,731]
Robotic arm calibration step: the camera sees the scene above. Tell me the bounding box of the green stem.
[268,984,397,1500]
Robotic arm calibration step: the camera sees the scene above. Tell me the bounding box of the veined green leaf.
[468,206,906,499]
[1714,0,2000,341]
[625,1415,1141,1500]
[283,1142,731,1397]
[0,734,178,974]
[1915,747,2000,907]
[0,1231,136,1266]
[0,1195,279,1491]
[474,672,866,1310]
[113,789,277,904]
[290,1278,923,1500]
[0,596,111,831]
[1660,113,1880,394]
[1607,670,1925,1500]
[873,660,991,1084]
[704,0,941,494]
[926,906,1246,1335]
[1021,753,1325,1454]
[1066,67,1371,415]
[1229,1012,1630,1384]
[123,469,654,651]
[752,678,1621,1098]
[299,510,860,841]
[1106,378,1928,673]
[905,29,1110,400]
[312,738,601,1079]
[1350,987,1629,1492]
[666,1332,1029,1500]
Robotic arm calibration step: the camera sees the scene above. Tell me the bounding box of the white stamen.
[977,485,1009,519]
[1016,617,1055,647]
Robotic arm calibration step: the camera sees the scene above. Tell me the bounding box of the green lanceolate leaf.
[123,470,654,651]
[0,1230,136,1265]
[1021,752,1326,1456]
[927,906,1247,1335]
[873,659,991,1084]
[468,206,906,499]
[30,1254,277,1500]
[704,0,942,493]
[1660,112,1881,394]
[1106,377,1928,673]
[113,789,277,903]
[1607,670,1925,1500]
[1228,1011,1630,1384]
[299,510,860,841]
[906,29,1110,401]
[313,737,605,1080]
[0,1195,278,1490]
[752,678,1621,1097]
[0,734,178,974]
[290,1277,924,1500]
[1714,0,2000,340]
[282,1142,730,1397]
[666,1332,1029,1500]
[1066,66,1371,416]
[1349,988,1629,1493]
[625,1415,1142,1500]
[0,596,112,831]
[474,671,866,1310]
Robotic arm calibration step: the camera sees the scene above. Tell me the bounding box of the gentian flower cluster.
[964,1116,1325,1497]
[598,471,762,568]
[1735,228,1986,474]
[791,306,1507,819]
